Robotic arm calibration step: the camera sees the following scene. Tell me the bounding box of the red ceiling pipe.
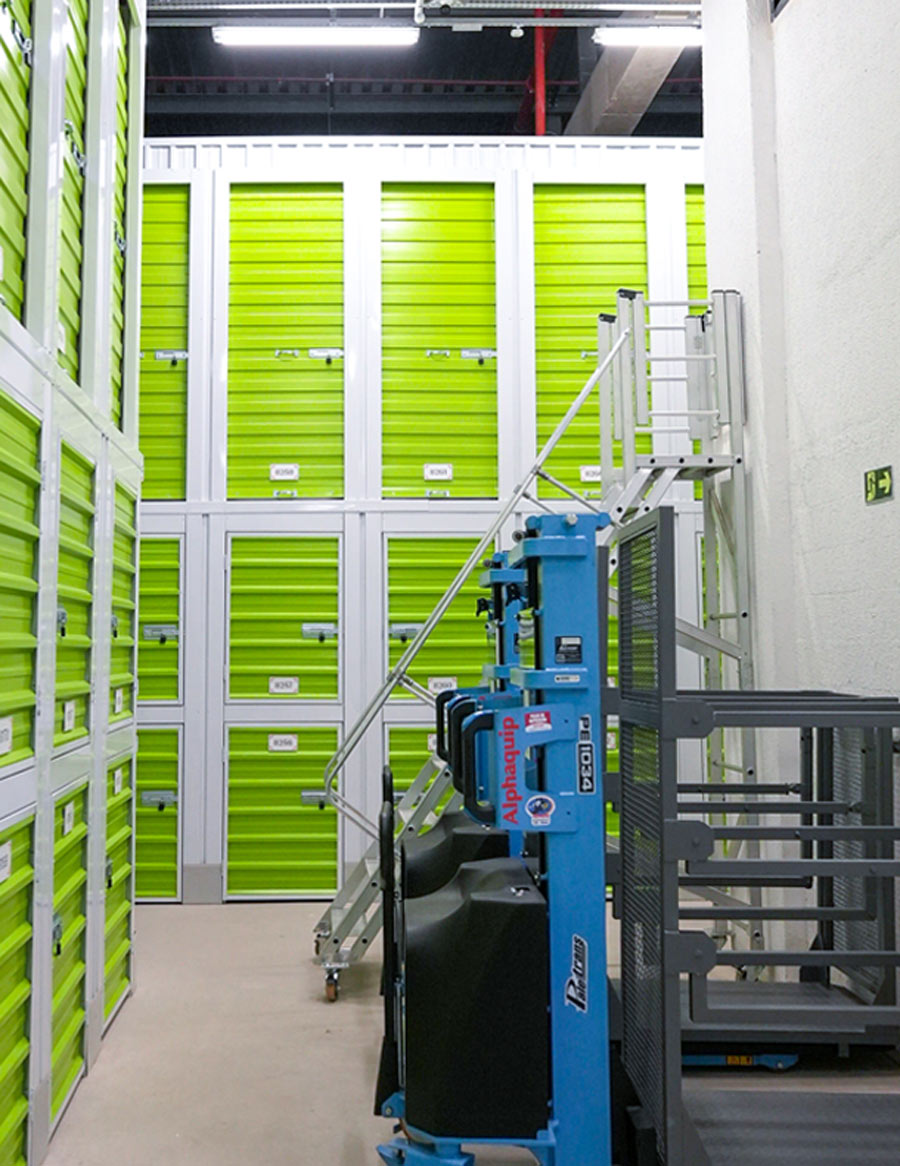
[535,10,546,135]
[512,11,560,136]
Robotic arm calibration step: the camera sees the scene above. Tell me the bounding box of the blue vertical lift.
[376,512,614,1166]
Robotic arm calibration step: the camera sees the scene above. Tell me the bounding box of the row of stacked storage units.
[0,0,145,1158]
[134,136,708,913]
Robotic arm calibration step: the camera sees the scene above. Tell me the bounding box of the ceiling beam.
[564,43,682,135]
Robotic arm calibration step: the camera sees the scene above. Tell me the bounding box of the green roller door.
[55,444,94,749]
[228,185,344,500]
[0,0,32,322]
[51,784,87,1120]
[0,391,39,770]
[686,184,707,306]
[137,538,180,702]
[104,756,133,1021]
[139,186,188,500]
[57,0,88,383]
[387,537,493,699]
[226,726,338,897]
[109,484,136,724]
[382,184,497,499]
[110,6,129,429]
[386,726,451,820]
[135,728,179,899]
[534,185,648,499]
[228,537,339,700]
[387,726,436,794]
[0,814,33,1166]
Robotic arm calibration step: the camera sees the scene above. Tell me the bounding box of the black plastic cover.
[401,810,509,899]
[404,857,550,1139]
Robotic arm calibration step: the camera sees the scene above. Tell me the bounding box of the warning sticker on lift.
[577,715,596,795]
[555,636,583,665]
[525,795,556,827]
[525,710,552,733]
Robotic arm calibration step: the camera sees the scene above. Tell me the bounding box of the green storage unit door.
[0,815,33,1166]
[0,390,39,770]
[228,536,339,700]
[109,6,129,429]
[382,184,498,500]
[387,726,435,795]
[104,756,133,1021]
[135,728,179,899]
[139,186,188,500]
[55,444,94,749]
[0,0,32,322]
[51,784,87,1120]
[228,185,344,500]
[57,0,88,383]
[534,185,649,499]
[137,538,180,702]
[109,484,136,724]
[686,184,708,306]
[226,726,338,896]
[387,537,493,699]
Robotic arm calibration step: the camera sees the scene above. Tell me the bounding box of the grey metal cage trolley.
[615,507,900,1166]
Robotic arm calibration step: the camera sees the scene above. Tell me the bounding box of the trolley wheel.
[325,972,340,1003]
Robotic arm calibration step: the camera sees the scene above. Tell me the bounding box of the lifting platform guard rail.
[310,289,754,990]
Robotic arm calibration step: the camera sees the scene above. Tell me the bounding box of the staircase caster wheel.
[325,973,340,1003]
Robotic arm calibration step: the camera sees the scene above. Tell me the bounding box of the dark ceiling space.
[144,22,702,138]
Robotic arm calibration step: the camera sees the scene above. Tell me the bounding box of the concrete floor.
[43,904,533,1166]
[43,904,900,1166]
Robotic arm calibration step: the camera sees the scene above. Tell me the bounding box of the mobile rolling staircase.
[310,289,754,999]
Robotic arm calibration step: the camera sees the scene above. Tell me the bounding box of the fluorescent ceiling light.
[592,24,702,48]
[211,24,421,47]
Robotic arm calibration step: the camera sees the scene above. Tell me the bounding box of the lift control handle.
[461,711,496,825]
[448,697,478,787]
[434,689,458,762]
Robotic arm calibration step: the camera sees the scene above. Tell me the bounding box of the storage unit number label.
[268,676,299,695]
[268,733,298,752]
[0,842,11,885]
[63,701,76,733]
[0,716,13,756]
[62,801,75,836]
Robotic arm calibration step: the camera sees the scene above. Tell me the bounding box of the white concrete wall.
[704,0,900,696]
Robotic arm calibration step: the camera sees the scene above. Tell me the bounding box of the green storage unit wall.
[0,814,33,1166]
[534,185,649,499]
[104,756,133,1022]
[382,184,498,499]
[109,5,129,428]
[228,185,344,500]
[137,538,180,702]
[386,725,435,795]
[109,484,136,725]
[55,443,94,749]
[57,0,89,383]
[226,725,338,897]
[135,728,179,899]
[387,537,493,698]
[139,185,188,500]
[0,0,32,323]
[0,391,39,771]
[228,536,339,701]
[686,184,708,307]
[50,784,87,1120]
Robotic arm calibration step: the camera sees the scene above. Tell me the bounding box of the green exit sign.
[864,465,893,504]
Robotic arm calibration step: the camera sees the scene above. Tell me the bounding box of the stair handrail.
[323,326,632,839]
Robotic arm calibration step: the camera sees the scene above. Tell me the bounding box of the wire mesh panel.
[621,721,668,1162]
[618,508,682,1164]
[832,727,894,1002]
